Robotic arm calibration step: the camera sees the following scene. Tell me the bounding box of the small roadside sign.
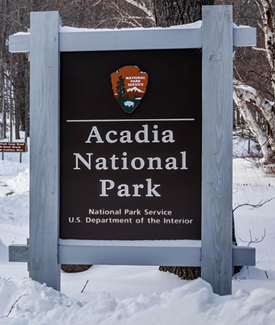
[0,142,27,152]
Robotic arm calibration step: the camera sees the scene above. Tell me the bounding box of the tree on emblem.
[116,75,126,97]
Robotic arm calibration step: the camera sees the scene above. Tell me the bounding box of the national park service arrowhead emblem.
[110,66,148,114]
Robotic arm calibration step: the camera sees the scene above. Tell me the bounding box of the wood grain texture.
[9,245,29,262]
[59,245,255,267]
[9,33,30,53]
[201,5,233,295]
[59,246,202,266]
[9,243,255,267]
[9,26,256,54]
[234,27,256,47]
[60,28,201,51]
[29,11,61,290]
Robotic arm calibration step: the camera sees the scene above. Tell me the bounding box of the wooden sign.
[8,7,257,295]
[0,142,27,152]
[60,49,202,241]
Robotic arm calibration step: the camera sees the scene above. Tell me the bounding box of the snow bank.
[6,169,29,194]
[0,278,275,324]
[233,136,261,158]
[0,161,28,176]
[0,167,29,226]
[0,166,29,226]
[0,193,29,227]
[233,158,275,191]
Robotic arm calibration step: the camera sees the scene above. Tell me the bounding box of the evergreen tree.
[116,75,126,97]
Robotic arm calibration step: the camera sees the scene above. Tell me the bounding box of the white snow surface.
[60,21,203,33]
[1,138,275,324]
[14,20,252,36]
[60,21,253,33]
[1,277,275,325]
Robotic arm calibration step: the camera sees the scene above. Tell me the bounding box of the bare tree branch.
[252,46,267,53]
[125,0,156,23]
[239,229,266,246]
[7,294,29,317]
[233,197,275,213]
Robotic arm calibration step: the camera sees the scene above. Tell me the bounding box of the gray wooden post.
[201,6,233,295]
[29,11,61,290]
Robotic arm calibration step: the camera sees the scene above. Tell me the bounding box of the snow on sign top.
[12,20,251,35]
[9,20,256,54]
[59,20,203,33]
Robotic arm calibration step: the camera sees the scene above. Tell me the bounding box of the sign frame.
[8,6,256,295]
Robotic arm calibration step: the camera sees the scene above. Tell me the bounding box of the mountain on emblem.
[110,66,149,114]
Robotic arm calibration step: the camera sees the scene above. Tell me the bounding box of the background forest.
[0,0,275,164]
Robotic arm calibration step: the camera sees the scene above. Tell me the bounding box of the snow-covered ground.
[1,142,275,324]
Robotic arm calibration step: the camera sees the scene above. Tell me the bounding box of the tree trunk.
[233,89,274,162]
[3,104,7,139]
[154,0,213,27]
[234,78,275,163]
[15,99,21,139]
[61,265,92,273]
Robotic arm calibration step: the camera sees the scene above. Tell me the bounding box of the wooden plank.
[9,245,29,262]
[9,243,255,267]
[9,26,256,54]
[234,27,256,47]
[201,5,233,295]
[9,33,30,53]
[233,246,256,266]
[59,245,255,266]
[59,245,201,266]
[60,28,202,51]
[29,11,61,290]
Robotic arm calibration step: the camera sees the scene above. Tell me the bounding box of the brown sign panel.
[0,142,27,152]
[60,49,201,240]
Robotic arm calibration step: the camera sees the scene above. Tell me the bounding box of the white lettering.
[162,130,175,143]
[135,125,149,143]
[165,157,178,170]
[146,178,161,197]
[106,130,117,143]
[180,151,188,170]
[84,124,174,144]
[95,157,108,170]
[120,130,132,143]
[152,125,160,143]
[73,153,93,170]
[85,126,104,143]
[148,157,163,170]
[100,179,115,196]
[117,184,130,197]
[131,157,145,170]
